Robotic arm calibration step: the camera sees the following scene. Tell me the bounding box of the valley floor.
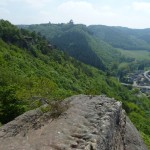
[121,70,150,96]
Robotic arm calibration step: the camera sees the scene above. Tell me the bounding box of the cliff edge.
[0,95,147,150]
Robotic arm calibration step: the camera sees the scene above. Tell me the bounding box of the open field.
[117,49,150,61]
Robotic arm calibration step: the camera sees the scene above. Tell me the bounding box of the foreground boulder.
[0,95,147,150]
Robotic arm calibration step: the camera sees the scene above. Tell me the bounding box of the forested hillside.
[20,22,123,70]
[0,20,136,123]
[89,25,150,50]
[0,20,150,148]
[21,22,150,74]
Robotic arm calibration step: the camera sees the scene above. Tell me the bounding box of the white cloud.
[57,1,118,25]
[7,0,52,9]
[0,7,11,22]
[0,8,10,16]
[0,1,7,6]
[24,0,52,9]
[1,0,150,28]
[133,2,150,12]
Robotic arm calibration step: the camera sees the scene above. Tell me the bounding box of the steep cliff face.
[0,95,147,150]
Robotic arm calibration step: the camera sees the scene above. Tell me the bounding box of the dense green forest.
[20,22,125,70]
[89,25,150,50]
[21,22,150,74]
[20,22,150,78]
[0,20,150,148]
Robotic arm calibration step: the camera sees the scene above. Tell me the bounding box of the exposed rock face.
[0,95,147,150]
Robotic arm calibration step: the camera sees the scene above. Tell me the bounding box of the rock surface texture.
[0,95,148,150]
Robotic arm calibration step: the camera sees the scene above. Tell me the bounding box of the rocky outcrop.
[0,95,147,150]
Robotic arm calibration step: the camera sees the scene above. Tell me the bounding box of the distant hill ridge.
[19,23,124,70]
[88,25,150,50]
[20,22,150,73]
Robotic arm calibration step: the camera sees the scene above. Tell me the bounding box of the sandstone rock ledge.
[0,95,147,150]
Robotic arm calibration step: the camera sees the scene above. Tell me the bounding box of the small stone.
[70,142,78,148]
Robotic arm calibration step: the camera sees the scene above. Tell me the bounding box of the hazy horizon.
[16,21,150,30]
[1,0,150,29]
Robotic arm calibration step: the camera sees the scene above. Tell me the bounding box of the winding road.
[144,70,150,82]
[121,83,150,89]
[122,70,150,90]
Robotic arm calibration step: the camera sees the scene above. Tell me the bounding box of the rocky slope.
[0,95,147,150]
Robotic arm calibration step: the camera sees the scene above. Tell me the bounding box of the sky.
[0,0,150,29]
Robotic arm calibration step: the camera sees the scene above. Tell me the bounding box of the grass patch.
[141,132,150,149]
[117,49,150,61]
[40,100,70,118]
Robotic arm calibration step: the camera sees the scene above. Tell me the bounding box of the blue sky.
[0,0,150,28]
